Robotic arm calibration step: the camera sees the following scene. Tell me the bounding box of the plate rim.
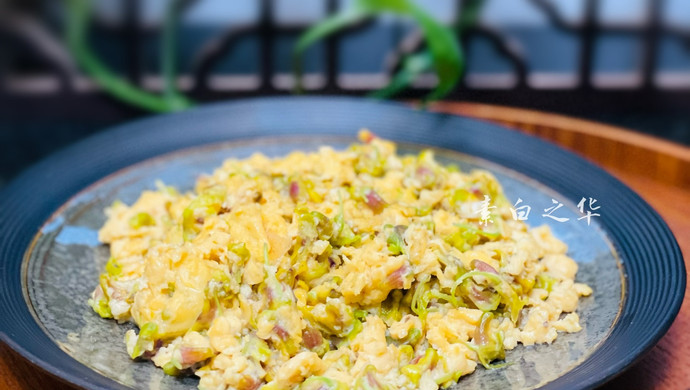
[0,96,685,390]
[22,135,627,389]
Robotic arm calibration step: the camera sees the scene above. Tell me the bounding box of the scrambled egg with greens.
[89,131,592,390]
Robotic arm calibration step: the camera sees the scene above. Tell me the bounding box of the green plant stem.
[407,3,462,102]
[161,0,193,109]
[369,51,432,99]
[292,8,368,93]
[293,0,464,102]
[65,0,192,112]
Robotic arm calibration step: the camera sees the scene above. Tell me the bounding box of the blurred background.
[2,0,690,189]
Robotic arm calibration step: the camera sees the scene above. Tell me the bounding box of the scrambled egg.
[89,131,592,390]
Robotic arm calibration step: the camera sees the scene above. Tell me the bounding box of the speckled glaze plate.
[0,97,684,390]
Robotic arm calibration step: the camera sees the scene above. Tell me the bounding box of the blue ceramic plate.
[0,97,684,390]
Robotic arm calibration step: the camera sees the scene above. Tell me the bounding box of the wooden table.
[2,103,688,389]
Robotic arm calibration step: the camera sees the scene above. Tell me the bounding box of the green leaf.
[293,0,463,101]
[292,8,371,92]
[370,51,433,100]
[65,0,193,112]
[406,4,463,101]
[161,0,193,109]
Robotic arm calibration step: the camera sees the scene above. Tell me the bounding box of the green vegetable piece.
[309,300,355,339]
[415,205,432,217]
[346,319,363,342]
[182,186,226,241]
[306,284,336,305]
[354,309,368,321]
[155,180,178,196]
[465,313,507,369]
[207,271,238,305]
[130,322,158,359]
[165,281,176,297]
[331,211,360,247]
[227,242,250,284]
[380,289,404,324]
[428,289,460,308]
[445,228,474,252]
[305,328,331,357]
[228,242,250,261]
[386,225,406,255]
[302,259,330,281]
[88,298,112,318]
[320,192,361,248]
[355,365,390,389]
[410,278,432,318]
[418,149,434,164]
[162,358,181,376]
[262,244,292,308]
[459,280,501,312]
[514,273,535,295]
[399,344,414,363]
[401,348,438,384]
[453,271,522,323]
[446,223,500,252]
[434,360,465,386]
[129,212,155,229]
[414,152,438,189]
[110,199,125,208]
[402,328,422,346]
[242,336,271,363]
[139,322,158,338]
[446,164,460,173]
[451,188,471,204]
[352,144,386,177]
[303,179,323,203]
[298,210,333,242]
[105,257,122,277]
[535,274,556,294]
[298,376,348,390]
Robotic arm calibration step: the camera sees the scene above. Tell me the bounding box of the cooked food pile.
[89,131,592,390]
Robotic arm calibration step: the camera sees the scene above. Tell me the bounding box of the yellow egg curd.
[89,131,592,390]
